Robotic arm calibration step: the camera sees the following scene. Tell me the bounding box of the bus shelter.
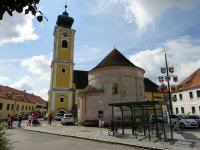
[109,101,173,141]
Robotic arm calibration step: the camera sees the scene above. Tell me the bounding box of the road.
[6,129,145,150]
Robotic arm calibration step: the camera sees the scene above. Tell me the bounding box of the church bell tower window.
[61,67,66,73]
[62,40,68,48]
[60,96,65,103]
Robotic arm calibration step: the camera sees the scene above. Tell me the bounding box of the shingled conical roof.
[91,48,142,71]
[178,68,200,90]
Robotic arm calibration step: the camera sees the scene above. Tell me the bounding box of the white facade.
[172,87,200,115]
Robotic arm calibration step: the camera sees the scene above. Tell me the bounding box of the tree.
[0,0,47,22]
[0,124,11,150]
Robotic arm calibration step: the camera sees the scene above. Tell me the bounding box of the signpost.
[98,98,104,135]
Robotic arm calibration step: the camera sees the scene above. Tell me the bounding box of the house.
[0,85,47,120]
[172,68,200,115]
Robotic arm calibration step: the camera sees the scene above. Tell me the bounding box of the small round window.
[60,96,65,103]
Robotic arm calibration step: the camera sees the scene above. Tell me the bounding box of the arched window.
[60,96,65,103]
[61,67,66,73]
[62,40,68,48]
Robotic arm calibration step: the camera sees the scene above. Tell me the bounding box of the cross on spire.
[65,0,68,12]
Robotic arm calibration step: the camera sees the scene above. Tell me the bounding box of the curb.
[22,128,163,150]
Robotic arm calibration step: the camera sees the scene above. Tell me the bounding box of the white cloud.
[21,55,51,80]
[75,46,106,64]
[11,76,33,91]
[129,37,200,83]
[33,88,49,100]
[0,75,11,85]
[0,12,38,45]
[92,0,199,31]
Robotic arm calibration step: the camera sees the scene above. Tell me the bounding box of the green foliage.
[0,0,47,22]
[0,124,11,150]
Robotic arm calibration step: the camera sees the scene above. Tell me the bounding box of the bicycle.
[108,126,118,135]
[172,120,183,134]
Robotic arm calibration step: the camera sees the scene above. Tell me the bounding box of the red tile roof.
[0,85,46,105]
[178,68,200,91]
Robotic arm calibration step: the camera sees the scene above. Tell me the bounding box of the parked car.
[61,113,75,125]
[188,115,200,127]
[54,113,63,121]
[170,115,198,128]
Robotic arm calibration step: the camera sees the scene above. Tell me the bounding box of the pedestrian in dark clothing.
[11,115,14,128]
[7,114,11,129]
[48,113,53,125]
[18,116,22,128]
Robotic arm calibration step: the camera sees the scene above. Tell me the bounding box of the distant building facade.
[172,68,200,115]
[0,85,47,120]
[144,78,165,101]
[77,49,145,125]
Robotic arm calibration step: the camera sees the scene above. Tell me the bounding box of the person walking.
[7,114,11,129]
[27,114,32,126]
[18,115,22,128]
[48,113,53,125]
[11,115,14,128]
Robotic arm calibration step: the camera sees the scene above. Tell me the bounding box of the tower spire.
[65,5,67,13]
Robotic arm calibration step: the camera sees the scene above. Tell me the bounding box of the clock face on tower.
[61,32,68,38]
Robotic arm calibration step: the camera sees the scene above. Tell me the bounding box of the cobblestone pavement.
[19,120,200,150]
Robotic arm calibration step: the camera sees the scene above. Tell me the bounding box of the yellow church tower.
[48,5,75,115]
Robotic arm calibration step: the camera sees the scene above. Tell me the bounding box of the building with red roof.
[0,85,47,120]
[172,68,200,115]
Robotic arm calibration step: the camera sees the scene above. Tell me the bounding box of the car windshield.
[64,114,73,117]
[178,115,190,119]
[189,116,200,119]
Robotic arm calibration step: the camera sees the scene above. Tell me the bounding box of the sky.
[0,0,200,100]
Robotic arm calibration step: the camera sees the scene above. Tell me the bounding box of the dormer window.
[62,40,68,48]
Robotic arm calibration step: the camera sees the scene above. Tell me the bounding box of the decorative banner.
[171,86,176,92]
[160,84,168,92]
[168,66,174,73]
[165,76,171,82]
[158,76,164,83]
[164,86,168,92]
[173,75,178,82]
[160,84,165,92]
[161,67,166,74]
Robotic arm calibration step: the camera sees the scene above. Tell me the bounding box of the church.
[48,5,162,125]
